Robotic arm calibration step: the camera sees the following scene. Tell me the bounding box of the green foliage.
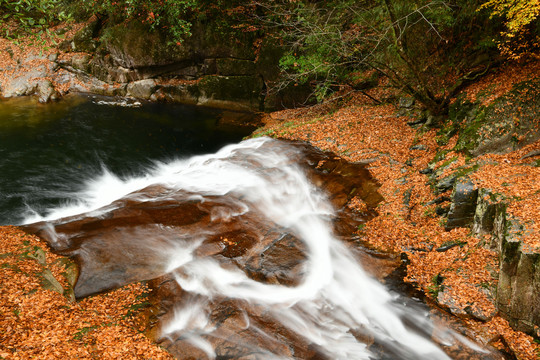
[266,0,504,115]
[73,325,99,340]
[123,284,151,318]
[124,300,150,318]
[76,0,197,43]
[0,0,72,36]
[480,0,540,58]
[70,0,258,45]
[274,1,362,102]
[427,273,445,299]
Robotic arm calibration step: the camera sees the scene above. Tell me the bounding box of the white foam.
[27,137,487,359]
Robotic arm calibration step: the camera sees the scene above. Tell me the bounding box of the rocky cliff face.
[419,75,540,338]
[55,18,308,112]
[494,210,540,337]
[0,17,311,111]
[429,170,540,338]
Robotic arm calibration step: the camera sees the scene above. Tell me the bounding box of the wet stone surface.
[20,139,502,359]
[21,139,399,358]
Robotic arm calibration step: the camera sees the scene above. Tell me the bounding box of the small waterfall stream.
[22,137,495,359]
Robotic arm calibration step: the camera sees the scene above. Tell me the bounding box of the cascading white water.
[24,137,488,359]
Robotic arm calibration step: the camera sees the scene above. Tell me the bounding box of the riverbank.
[1,88,538,359]
[2,93,538,359]
[0,18,279,112]
[251,60,540,358]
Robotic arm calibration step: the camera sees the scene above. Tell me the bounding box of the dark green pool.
[0,95,256,225]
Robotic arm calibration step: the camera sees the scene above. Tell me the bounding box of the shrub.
[75,0,199,44]
[0,0,71,35]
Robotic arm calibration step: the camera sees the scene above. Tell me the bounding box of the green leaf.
[39,269,64,295]
[25,247,46,266]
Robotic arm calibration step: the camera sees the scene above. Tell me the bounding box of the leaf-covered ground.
[0,226,173,360]
[254,62,540,358]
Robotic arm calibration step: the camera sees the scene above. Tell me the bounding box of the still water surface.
[0,95,255,224]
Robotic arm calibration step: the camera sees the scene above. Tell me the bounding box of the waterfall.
[23,137,490,359]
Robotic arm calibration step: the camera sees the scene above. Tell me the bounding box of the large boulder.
[2,56,57,99]
[494,213,540,337]
[197,75,264,111]
[150,75,264,112]
[127,79,157,99]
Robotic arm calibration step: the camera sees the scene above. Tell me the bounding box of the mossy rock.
[472,188,505,236]
[255,37,285,83]
[153,76,263,111]
[453,79,540,157]
[150,84,198,105]
[100,20,257,70]
[192,19,257,61]
[445,176,478,230]
[100,22,194,69]
[61,18,102,53]
[216,58,256,76]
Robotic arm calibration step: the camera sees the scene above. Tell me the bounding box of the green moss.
[432,149,450,164]
[453,164,480,178]
[454,106,487,154]
[73,325,100,340]
[216,58,256,76]
[427,274,445,299]
[439,156,459,170]
[474,83,496,103]
[452,79,540,156]
[250,128,276,139]
[448,94,475,123]
[435,120,459,146]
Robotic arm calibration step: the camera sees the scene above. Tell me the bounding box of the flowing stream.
[2,96,497,359]
[0,95,255,224]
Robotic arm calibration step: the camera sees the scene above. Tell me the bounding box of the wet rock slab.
[23,140,383,297]
[20,138,506,359]
[21,139,400,358]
